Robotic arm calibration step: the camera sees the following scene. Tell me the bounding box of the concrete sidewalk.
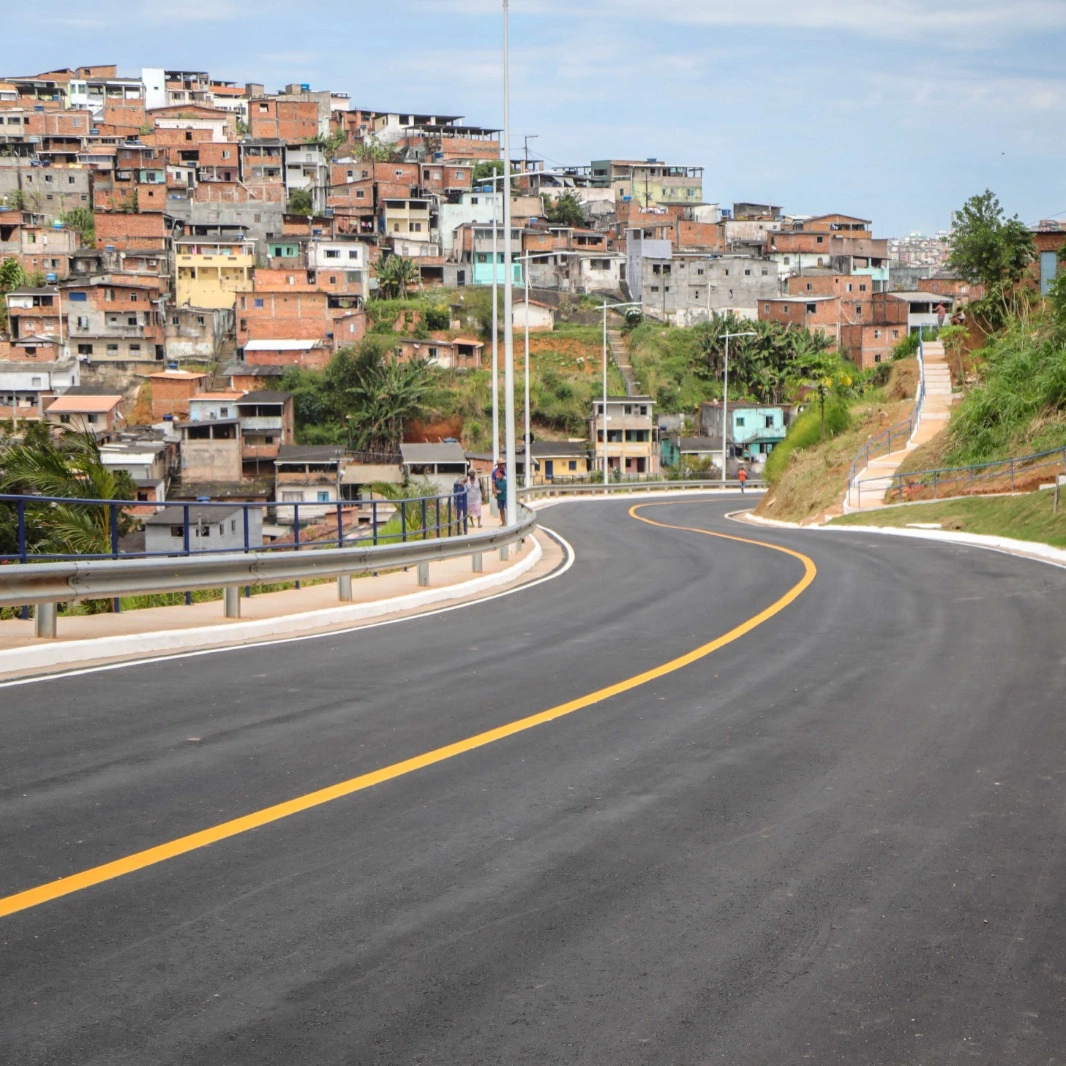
[0,514,561,681]
[846,339,955,512]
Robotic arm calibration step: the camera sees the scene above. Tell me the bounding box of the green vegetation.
[0,426,136,603]
[943,314,1066,467]
[304,130,348,161]
[948,189,1036,323]
[283,337,433,449]
[540,191,586,228]
[829,493,1066,548]
[59,206,95,247]
[374,255,420,300]
[286,188,314,215]
[628,313,850,413]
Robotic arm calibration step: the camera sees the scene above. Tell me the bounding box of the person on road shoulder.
[737,466,748,493]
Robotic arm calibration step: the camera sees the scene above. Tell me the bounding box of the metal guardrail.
[0,479,756,638]
[845,332,927,508]
[520,478,763,499]
[0,490,475,564]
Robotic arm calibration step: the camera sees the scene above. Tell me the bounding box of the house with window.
[234,390,294,472]
[0,358,79,421]
[699,401,788,465]
[174,237,256,310]
[99,438,173,503]
[590,396,658,477]
[394,336,483,371]
[64,277,166,364]
[178,419,242,482]
[274,444,344,523]
[143,504,263,555]
[527,440,591,482]
[399,441,469,494]
[660,435,722,473]
[43,392,124,438]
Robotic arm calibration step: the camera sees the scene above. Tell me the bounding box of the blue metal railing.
[0,489,470,566]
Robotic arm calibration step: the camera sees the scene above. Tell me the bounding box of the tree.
[0,257,25,295]
[327,340,432,453]
[59,207,95,248]
[0,428,136,560]
[287,188,314,215]
[541,191,585,228]
[355,137,398,163]
[305,130,348,162]
[947,190,1036,318]
[375,255,420,300]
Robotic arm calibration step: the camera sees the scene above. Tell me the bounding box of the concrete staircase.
[606,329,640,397]
[845,340,955,511]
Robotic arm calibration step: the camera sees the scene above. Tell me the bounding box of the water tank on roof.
[45,272,57,283]
[52,220,64,229]
[300,83,310,91]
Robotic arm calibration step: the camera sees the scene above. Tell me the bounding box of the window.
[31,376,42,387]
[874,329,881,339]
[107,344,118,353]
[347,250,359,260]
[859,283,867,292]
[171,526,184,538]
[317,491,330,503]
[131,292,138,302]
[736,416,745,427]
[744,268,751,276]
[253,298,264,308]
[696,268,704,276]
[76,316,89,329]
[816,236,823,244]
[806,303,816,313]
[325,249,339,259]
[846,283,853,292]
[874,354,882,363]
[649,285,659,293]
[806,283,812,291]
[892,329,900,339]
[723,269,729,276]
[764,304,770,313]
[765,415,774,428]
[127,315,137,325]
[219,407,229,417]
[78,343,93,355]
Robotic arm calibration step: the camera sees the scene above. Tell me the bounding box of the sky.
[7,0,1066,237]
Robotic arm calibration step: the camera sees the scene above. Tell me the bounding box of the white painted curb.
[815,523,1066,569]
[0,537,543,676]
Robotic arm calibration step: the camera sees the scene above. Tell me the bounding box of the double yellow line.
[0,503,816,919]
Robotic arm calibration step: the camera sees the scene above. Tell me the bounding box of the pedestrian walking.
[465,469,483,527]
[452,474,468,529]
[737,466,748,493]
[935,302,947,330]
[493,464,507,521]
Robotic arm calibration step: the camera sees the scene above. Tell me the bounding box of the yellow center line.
[0,503,816,920]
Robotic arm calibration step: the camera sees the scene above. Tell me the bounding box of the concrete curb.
[814,523,1066,569]
[740,511,1066,570]
[0,536,543,676]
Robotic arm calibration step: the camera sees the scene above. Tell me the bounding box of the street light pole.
[501,0,517,526]
[719,329,756,482]
[491,192,499,464]
[598,299,640,484]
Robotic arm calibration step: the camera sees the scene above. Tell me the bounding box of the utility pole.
[523,134,538,179]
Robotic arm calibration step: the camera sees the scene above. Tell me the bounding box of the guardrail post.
[17,498,26,562]
[183,504,192,606]
[1010,460,1015,492]
[472,552,483,573]
[35,602,57,639]
[336,502,344,548]
[223,586,240,619]
[417,561,430,587]
[338,574,353,601]
[500,543,509,561]
[110,502,121,613]
[293,504,301,590]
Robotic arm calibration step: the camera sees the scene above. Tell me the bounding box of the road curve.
[2,496,1065,1064]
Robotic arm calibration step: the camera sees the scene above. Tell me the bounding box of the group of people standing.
[452,461,508,528]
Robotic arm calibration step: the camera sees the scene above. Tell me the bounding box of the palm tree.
[0,429,134,557]
[375,255,420,300]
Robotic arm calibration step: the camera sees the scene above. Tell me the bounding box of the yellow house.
[590,395,659,478]
[175,238,256,310]
[527,440,592,483]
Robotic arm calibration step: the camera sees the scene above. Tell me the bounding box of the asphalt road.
[2,496,1066,1065]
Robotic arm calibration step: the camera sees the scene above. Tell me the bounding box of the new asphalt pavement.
[2,495,1065,1064]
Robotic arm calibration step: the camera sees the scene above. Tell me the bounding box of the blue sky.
[8,0,1065,236]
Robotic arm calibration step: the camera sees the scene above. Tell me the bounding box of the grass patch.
[755,397,914,523]
[828,491,1066,548]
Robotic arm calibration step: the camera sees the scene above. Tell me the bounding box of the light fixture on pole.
[719,329,755,482]
[598,299,640,485]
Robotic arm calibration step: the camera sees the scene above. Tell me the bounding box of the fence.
[881,446,1066,504]
[845,332,927,507]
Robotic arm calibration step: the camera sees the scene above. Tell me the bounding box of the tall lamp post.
[516,250,581,487]
[599,299,640,485]
[719,329,755,482]
[500,0,518,526]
